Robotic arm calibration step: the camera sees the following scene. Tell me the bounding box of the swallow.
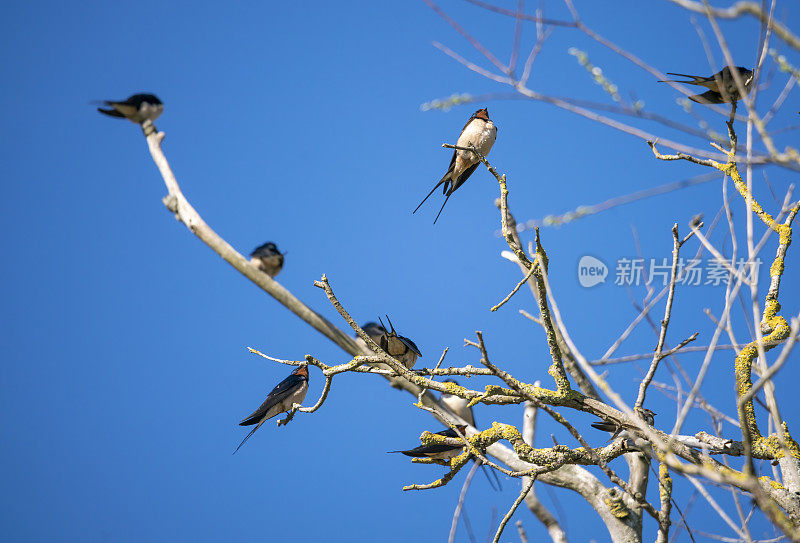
[378,315,421,370]
[389,425,468,460]
[658,66,753,104]
[440,379,502,490]
[249,242,285,277]
[591,408,656,443]
[234,365,309,454]
[95,93,164,123]
[414,108,498,223]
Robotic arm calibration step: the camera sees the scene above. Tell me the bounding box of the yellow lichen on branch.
[648,119,800,460]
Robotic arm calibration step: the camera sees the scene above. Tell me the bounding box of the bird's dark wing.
[448,162,480,195]
[442,151,458,194]
[389,427,464,456]
[250,242,278,258]
[447,147,458,169]
[398,335,422,357]
[128,93,162,105]
[97,107,126,118]
[107,102,140,118]
[591,420,617,432]
[688,90,725,104]
[125,94,147,106]
[392,443,461,457]
[239,374,304,426]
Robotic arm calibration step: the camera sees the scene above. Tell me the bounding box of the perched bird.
[378,315,421,370]
[591,408,656,443]
[414,108,498,223]
[95,93,164,123]
[389,425,468,460]
[249,242,285,277]
[658,66,754,104]
[234,365,309,454]
[353,321,387,352]
[440,379,502,490]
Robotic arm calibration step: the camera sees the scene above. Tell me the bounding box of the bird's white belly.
[139,103,164,122]
[442,397,476,426]
[251,254,283,277]
[455,120,496,164]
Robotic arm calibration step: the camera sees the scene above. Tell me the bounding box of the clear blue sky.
[2,1,799,541]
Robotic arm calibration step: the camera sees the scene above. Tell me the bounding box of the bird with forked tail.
[414,108,497,223]
[95,93,164,123]
[389,425,468,460]
[234,365,309,454]
[658,66,753,104]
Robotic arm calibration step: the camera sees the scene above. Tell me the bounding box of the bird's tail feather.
[232,418,267,454]
[477,459,502,491]
[432,191,454,224]
[659,72,710,85]
[413,173,450,215]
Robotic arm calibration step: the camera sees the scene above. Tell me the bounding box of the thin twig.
[666,0,800,52]
[449,461,481,543]
[492,476,536,543]
[635,224,693,410]
[491,265,536,312]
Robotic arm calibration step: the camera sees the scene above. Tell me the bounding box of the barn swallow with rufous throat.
[234,365,309,454]
[414,108,497,223]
